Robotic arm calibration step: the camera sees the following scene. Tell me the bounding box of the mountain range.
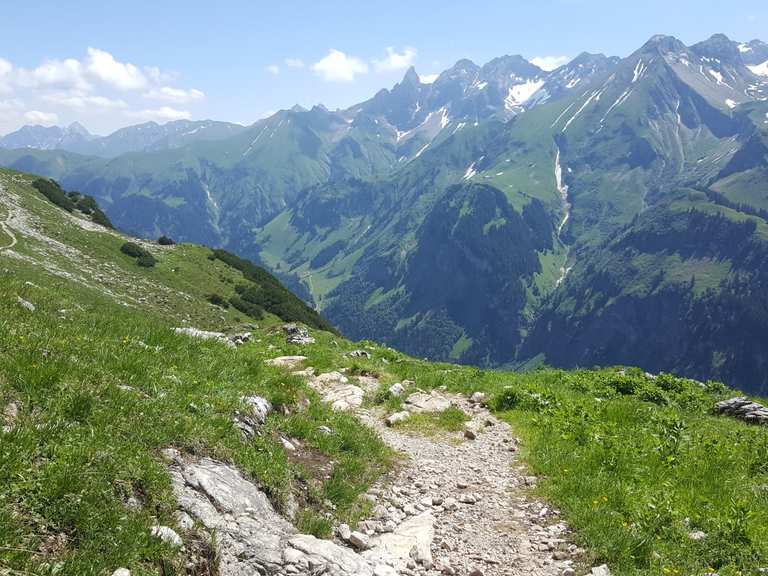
[2,33,768,394]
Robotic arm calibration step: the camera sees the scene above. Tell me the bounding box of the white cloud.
[43,92,128,110]
[312,49,368,82]
[17,58,91,91]
[419,73,439,84]
[144,86,205,104]
[374,47,417,72]
[86,47,146,90]
[266,64,280,75]
[285,58,304,68]
[0,59,13,93]
[530,55,571,71]
[24,110,59,125]
[126,106,191,121]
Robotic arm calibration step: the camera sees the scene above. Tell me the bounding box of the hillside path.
[0,180,19,252]
[354,392,579,576]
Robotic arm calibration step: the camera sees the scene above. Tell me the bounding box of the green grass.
[391,405,470,437]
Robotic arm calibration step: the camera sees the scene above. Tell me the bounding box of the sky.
[0,0,766,135]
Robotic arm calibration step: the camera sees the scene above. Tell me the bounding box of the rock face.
[283,324,316,345]
[173,327,236,348]
[715,397,768,424]
[165,451,393,576]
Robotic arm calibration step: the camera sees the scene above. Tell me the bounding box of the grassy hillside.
[2,168,767,576]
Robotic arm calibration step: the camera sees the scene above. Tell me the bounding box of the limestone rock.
[16,296,35,312]
[173,327,235,348]
[150,525,183,548]
[404,391,452,413]
[591,565,611,576]
[385,411,410,427]
[283,324,315,345]
[715,397,768,424]
[166,455,389,576]
[264,356,307,370]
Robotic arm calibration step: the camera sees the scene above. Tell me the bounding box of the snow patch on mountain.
[748,61,768,77]
[505,79,545,110]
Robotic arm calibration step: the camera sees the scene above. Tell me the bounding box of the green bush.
[206,293,229,308]
[32,179,74,212]
[229,296,264,320]
[158,235,176,246]
[120,242,147,258]
[121,242,156,268]
[136,254,157,268]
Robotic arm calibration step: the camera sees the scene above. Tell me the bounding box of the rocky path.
[0,180,19,251]
[152,353,588,576]
[356,393,579,576]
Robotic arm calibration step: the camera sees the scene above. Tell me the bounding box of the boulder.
[715,397,768,424]
[16,296,35,312]
[385,411,411,427]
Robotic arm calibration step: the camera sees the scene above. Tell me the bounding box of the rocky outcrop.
[283,324,315,345]
[173,327,252,348]
[233,395,273,439]
[162,450,398,576]
[715,397,768,424]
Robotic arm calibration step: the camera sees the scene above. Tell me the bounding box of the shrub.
[121,242,156,268]
[136,254,157,268]
[32,179,74,212]
[229,296,264,320]
[206,293,229,308]
[120,242,147,258]
[158,235,176,246]
[91,208,114,229]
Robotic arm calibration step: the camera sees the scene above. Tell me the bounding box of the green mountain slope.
[2,167,768,576]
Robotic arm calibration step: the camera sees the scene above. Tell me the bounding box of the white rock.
[388,383,405,397]
[16,296,35,312]
[349,531,370,550]
[385,411,410,427]
[111,569,131,576]
[264,356,307,370]
[150,525,183,548]
[592,565,611,576]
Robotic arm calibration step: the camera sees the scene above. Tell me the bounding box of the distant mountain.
[0,122,96,151]
[0,119,247,158]
[2,34,768,393]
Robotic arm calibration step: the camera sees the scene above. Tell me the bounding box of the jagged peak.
[691,33,741,63]
[401,66,420,86]
[640,34,687,54]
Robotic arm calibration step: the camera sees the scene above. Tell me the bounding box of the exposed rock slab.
[404,390,453,413]
[164,451,395,576]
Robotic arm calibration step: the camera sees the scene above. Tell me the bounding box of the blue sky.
[1,0,766,135]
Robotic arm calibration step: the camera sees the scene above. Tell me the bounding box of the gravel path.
[0,180,19,251]
[354,392,580,576]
